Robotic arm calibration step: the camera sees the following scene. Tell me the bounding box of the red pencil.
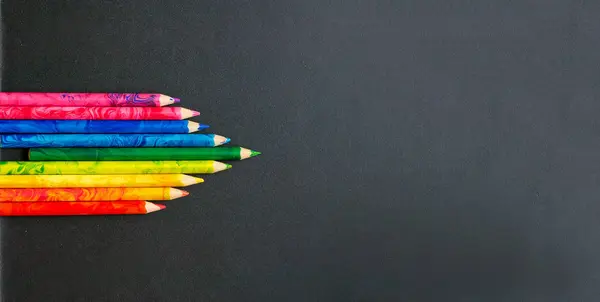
[0,201,165,216]
[0,107,199,120]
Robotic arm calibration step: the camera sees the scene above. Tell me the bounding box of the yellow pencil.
[0,160,231,175]
[0,174,203,188]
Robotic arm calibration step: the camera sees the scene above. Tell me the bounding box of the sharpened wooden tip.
[213,135,230,146]
[213,161,231,173]
[181,175,204,186]
[168,188,189,199]
[240,147,261,159]
[145,202,165,213]
[159,94,178,106]
[179,108,200,119]
[187,121,200,133]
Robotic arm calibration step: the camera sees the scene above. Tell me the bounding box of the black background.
[2,0,600,301]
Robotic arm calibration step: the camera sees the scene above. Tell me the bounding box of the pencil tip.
[145,202,165,213]
[160,95,179,106]
[169,188,189,199]
[250,150,262,157]
[239,147,252,159]
[180,108,200,119]
[198,124,210,130]
[213,135,230,146]
[187,121,200,133]
[213,161,231,172]
[158,204,166,210]
[182,175,204,186]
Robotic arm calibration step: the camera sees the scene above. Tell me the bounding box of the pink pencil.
[0,92,179,107]
[0,107,199,120]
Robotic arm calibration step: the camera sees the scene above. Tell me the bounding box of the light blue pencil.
[0,134,230,148]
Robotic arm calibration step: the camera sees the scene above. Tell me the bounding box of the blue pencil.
[0,134,230,148]
[0,120,209,133]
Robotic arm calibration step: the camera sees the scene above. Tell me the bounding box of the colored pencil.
[30,147,261,161]
[0,187,188,202]
[0,160,231,175]
[0,93,178,107]
[0,107,199,120]
[0,134,229,148]
[0,120,209,133]
[0,174,203,188]
[0,201,165,216]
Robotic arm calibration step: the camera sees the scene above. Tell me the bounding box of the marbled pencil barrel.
[0,107,198,120]
[0,134,229,148]
[0,92,179,107]
[0,187,188,202]
[0,201,165,216]
[0,160,231,175]
[0,120,208,133]
[0,174,203,188]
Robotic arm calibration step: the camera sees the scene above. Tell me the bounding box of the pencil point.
[213,161,231,172]
[169,188,189,199]
[213,135,230,146]
[187,121,200,133]
[240,148,261,159]
[198,124,210,130]
[173,98,180,104]
[239,147,251,159]
[179,108,200,119]
[181,174,204,186]
[159,94,178,106]
[145,202,165,213]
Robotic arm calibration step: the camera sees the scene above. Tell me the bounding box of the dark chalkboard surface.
[2,1,600,301]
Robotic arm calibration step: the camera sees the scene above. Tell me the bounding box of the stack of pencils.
[0,92,260,216]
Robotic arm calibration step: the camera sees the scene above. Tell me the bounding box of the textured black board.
[2,0,600,301]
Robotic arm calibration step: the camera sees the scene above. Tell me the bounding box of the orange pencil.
[0,187,188,202]
[0,201,164,216]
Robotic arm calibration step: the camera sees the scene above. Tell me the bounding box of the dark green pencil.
[29,147,261,161]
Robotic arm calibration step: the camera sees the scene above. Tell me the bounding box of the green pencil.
[29,147,262,161]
